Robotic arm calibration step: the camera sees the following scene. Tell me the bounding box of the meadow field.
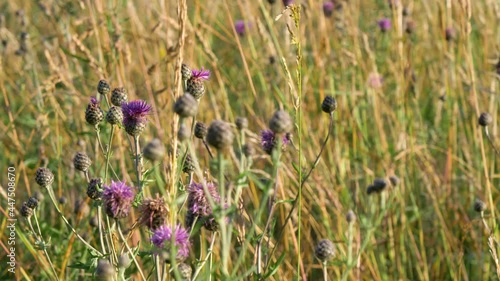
[1,0,500,280]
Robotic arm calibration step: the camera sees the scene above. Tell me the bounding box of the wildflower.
[121,100,152,136]
[87,178,104,200]
[445,27,456,41]
[151,224,190,261]
[111,87,128,106]
[269,110,293,134]
[235,20,246,36]
[106,106,124,125]
[283,0,293,6]
[235,117,248,130]
[260,129,291,154]
[474,199,487,213]
[173,93,198,118]
[378,18,391,32]
[186,181,226,231]
[194,122,207,139]
[206,120,234,150]
[367,73,384,89]
[95,259,114,281]
[321,96,337,114]
[323,2,334,17]
[177,123,191,142]
[186,67,210,100]
[478,112,492,127]
[73,152,92,172]
[143,138,165,162]
[137,195,169,230]
[35,167,54,187]
[315,239,335,262]
[20,202,33,218]
[85,97,104,126]
[102,181,134,219]
[181,63,191,81]
[97,80,110,95]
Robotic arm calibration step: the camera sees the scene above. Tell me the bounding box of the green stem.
[30,215,60,281]
[192,232,218,280]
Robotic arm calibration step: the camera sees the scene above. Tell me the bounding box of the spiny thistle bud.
[97,80,111,95]
[321,96,337,114]
[389,175,400,186]
[95,260,114,281]
[172,263,192,280]
[143,138,165,162]
[73,152,92,172]
[478,112,492,127]
[314,239,335,262]
[346,210,356,223]
[59,196,67,204]
[85,97,104,126]
[177,124,191,142]
[235,117,248,130]
[269,110,293,134]
[242,143,254,158]
[474,198,487,213]
[194,122,207,139]
[106,106,124,125]
[206,120,234,150]
[87,178,104,200]
[174,94,198,118]
[111,87,128,106]
[186,67,210,100]
[35,167,54,187]
[26,197,39,209]
[181,63,191,81]
[20,203,33,218]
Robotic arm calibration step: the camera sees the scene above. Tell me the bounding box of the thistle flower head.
[235,20,246,36]
[138,195,169,230]
[378,18,391,32]
[260,129,291,154]
[191,67,210,81]
[102,181,134,219]
[187,182,220,218]
[151,224,190,260]
[323,2,334,17]
[122,100,152,136]
[315,239,335,262]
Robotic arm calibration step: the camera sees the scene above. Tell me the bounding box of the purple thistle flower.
[235,20,246,36]
[102,181,134,219]
[187,182,221,217]
[121,100,152,136]
[90,96,99,105]
[378,18,391,32]
[151,224,190,260]
[260,130,291,154]
[191,67,210,81]
[323,2,334,17]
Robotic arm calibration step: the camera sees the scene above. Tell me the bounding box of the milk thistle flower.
[151,224,190,260]
[121,100,152,136]
[260,130,291,154]
[102,181,134,219]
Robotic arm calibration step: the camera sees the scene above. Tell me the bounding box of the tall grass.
[1,0,500,280]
